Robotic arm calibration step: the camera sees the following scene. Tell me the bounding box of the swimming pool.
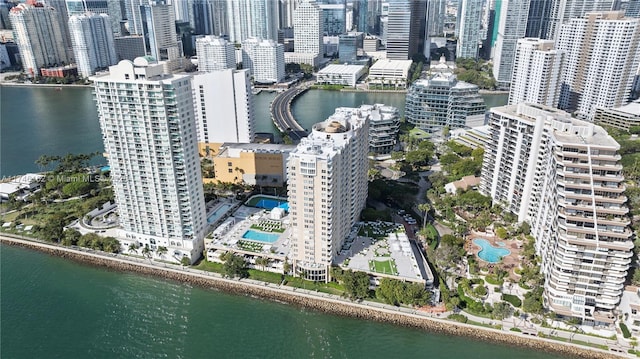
[242,230,280,243]
[473,238,510,263]
[207,203,234,224]
[246,195,289,211]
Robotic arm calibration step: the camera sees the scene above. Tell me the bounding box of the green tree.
[376,278,402,306]
[102,237,120,253]
[255,256,270,271]
[157,246,168,259]
[341,270,371,301]
[128,242,138,254]
[181,256,191,266]
[223,253,247,278]
[39,213,67,242]
[61,228,81,246]
[404,283,432,306]
[495,227,508,239]
[141,245,151,259]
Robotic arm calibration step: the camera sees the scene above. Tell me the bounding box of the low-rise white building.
[283,52,320,67]
[367,59,412,88]
[316,64,366,87]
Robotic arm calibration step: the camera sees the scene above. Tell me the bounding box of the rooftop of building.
[412,72,479,90]
[317,63,366,74]
[599,99,640,117]
[494,103,619,148]
[216,143,296,157]
[369,59,412,71]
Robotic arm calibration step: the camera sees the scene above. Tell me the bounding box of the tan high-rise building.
[287,107,369,282]
[9,2,70,77]
[558,11,640,120]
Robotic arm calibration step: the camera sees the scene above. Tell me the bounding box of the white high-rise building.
[241,37,285,84]
[456,0,483,59]
[226,0,279,44]
[546,0,616,40]
[385,0,411,60]
[68,13,118,78]
[508,38,565,108]
[294,0,323,55]
[492,0,530,88]
[287,107,369,282]
[195,35,236,72]
[92,57,207,263]
[480,103,632,325]
[9,2,70,77]
[192,69,254,144]
[558,11,640,120]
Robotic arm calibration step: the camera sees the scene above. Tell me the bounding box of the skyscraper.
[9,2,70,77]
[386,0,426,60]
[492,0,530,88]
[481,103,631,325]
[195,35,236,72]
[508,38,564,108]
[241,37,285,84]
[294,0,323,55]
[92,57,207,263]
[192,69,254,144]
[65,0,124,35]
[546,0,616,40]
[188,0,227,36]
[140,3,182,62]
[427,0,446,36]
[226,0,279,44]
[68,13,118,78]
[456,0,483,59]
[558,11,640,120]
[287,107,369,282]
[525,0,552,38]
[318,1,346,36]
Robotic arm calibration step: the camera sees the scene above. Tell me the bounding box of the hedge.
[501,293,522,307]
[621,322,632,339]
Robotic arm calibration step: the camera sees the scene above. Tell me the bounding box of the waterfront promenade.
[270,82,311,142]
[0,233,625,359]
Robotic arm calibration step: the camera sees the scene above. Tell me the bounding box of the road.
[270,83,310,142]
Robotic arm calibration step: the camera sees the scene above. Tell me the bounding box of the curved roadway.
[270,83,311,142]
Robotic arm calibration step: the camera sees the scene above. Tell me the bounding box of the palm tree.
[255,257,269,271]
[283,256,291,275]
[128,243,138,254]
[418,203,431,229]
[141,245,151,259]
[157,246,168,259]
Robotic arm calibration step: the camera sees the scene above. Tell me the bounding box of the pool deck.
[205,205,291,260]
[466,231,522,277]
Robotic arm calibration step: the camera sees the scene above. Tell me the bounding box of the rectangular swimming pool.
[242,230,280,243]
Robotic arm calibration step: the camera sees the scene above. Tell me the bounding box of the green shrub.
[621,322,632,339]
[501,294,522,307]
[510,327,522,332]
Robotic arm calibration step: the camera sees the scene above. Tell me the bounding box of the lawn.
[369,259,398,275]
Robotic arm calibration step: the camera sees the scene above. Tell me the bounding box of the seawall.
[0,235,623,359]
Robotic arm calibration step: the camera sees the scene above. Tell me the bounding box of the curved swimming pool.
[473,238,510,263]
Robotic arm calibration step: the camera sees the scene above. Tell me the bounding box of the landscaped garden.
[369,259,398,275]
